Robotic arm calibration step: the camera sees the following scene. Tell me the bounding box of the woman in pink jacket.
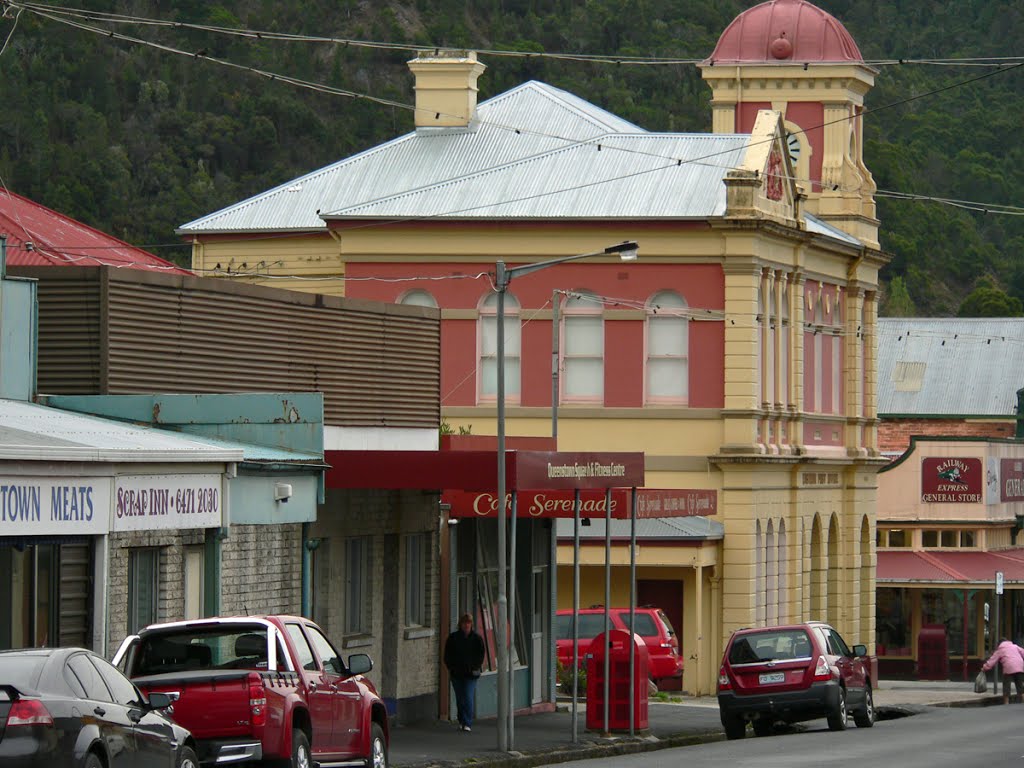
[982,637,1024,704]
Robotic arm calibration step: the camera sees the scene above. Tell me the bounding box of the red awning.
[878,549,1024,585]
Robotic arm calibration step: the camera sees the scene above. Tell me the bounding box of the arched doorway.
[827,515,841,627]
[810,516,824,618]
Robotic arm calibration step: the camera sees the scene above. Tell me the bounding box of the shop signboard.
[1000,458,1024,503]
[512,452,645,490]
[920,457,983,503]
[0,476,111,536]
[443,488,716,519]
[112,473,223,531]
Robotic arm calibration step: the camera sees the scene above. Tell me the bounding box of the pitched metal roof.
[178,81,752,232]
[0,189,191,274]
[877,549,1024,584]
[555,515,724,541]
[877,318,1024,416]
[0,399,242,463]
[805,213,861,245]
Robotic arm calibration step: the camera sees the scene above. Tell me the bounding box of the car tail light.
[813,655,834,681]
[718,665,732,691]
[7,699,54,727]
[247,672,267,727]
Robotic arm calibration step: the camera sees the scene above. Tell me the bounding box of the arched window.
[646,291,688,402]
[479,292,520,401]
[561,291,603,401]
[399,289,438,308]
[777,520,788,625]
[766,520,777,625]
[755,520,765,626]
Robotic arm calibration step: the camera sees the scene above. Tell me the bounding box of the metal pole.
[962,590,968,682]
[551,289,559,440]
[495,262,509,752]
[629,487,637,737]
[603,487,611,734]
[509,491,518,747]
[571,489,581,743]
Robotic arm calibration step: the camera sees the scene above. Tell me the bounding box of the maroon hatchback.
[716,622,874,739]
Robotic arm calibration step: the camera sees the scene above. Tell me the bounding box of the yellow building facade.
[182,2,887,695]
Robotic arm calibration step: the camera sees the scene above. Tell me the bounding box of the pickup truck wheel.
[176,746,199,768]
[84,752,104,768]
[365,722,388,768]
[290,730,311,768]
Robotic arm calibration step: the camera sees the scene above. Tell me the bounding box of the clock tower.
[699,0,879,248]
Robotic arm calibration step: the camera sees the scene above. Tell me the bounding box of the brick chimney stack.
[407,50,486,128]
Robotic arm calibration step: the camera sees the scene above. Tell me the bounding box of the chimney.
[408,50,486,128]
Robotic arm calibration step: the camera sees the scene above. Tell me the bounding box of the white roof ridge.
[478,80,643,134]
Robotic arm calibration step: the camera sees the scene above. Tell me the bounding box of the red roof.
[0,189,191,274]
[878,549,1024,584]
[707,0,863,64]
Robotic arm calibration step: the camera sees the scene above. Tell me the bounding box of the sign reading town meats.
[921,457,983,503]
[112,474,223,531]
[444,488,717,519]
[0,476,111,536]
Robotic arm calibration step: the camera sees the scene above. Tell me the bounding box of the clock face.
[786,131,801,164]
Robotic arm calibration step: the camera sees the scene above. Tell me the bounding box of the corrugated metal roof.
[555,515,724,541]
[0,399,242,463]
[0,189,191,274]
[805,213,861,246]
[176,433,325,466]
[877,318,1024,416]
[179,81,750,232]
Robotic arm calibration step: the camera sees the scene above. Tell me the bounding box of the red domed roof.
[706,0,863,64]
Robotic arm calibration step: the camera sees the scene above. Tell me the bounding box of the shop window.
[645,291,688,402]
[561,291,603,401]
[404,533,427,628]
[961,530,976,548]
[128,548,160,634]
[0,543,58,650]
[343,537,371,636]
[922,530,939,548]
[480,291,521,400]
[941,530,958,547]
[399,290,438,308]
[922,588,978,658]
[886,529,908,548]
[876,587,911,656]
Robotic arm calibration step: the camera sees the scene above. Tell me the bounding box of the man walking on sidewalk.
[982,637,1024,704]
[445,613,486,731]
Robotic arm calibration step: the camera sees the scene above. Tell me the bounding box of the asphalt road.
[538,705,1024,768]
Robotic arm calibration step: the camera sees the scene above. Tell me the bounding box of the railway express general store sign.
[921,457,983,503]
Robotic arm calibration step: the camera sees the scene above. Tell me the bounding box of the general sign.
[112,474,223,531]
[512,452,645,490]
[443,488,716,519]
[0,476,111,536]
[921,457,983,503]
[1000,458,1024,503]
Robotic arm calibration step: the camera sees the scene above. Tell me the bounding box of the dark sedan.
[0,647,197,768]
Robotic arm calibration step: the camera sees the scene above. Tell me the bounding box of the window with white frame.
[399,289,438,308]
[562,291,603,401]
[479,292,520,400]
[343,537,371,635]
[645,291,688,402]
[128,548,159,633]
[405,532,428,627]
[767,283,777,405]
[831,293,843,414]
[780,280,790,408]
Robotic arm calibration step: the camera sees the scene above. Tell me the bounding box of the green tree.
[882,276,916,317]
[957,281,1024,318]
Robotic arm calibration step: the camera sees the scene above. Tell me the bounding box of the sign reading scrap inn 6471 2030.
[921,457,983,503]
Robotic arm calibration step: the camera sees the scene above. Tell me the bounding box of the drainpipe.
[301,524,321,618]
[1016,388,1024,438]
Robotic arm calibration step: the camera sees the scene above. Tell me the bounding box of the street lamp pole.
[493,241,638,752]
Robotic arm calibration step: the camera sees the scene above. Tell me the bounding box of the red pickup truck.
[112,615,389,767]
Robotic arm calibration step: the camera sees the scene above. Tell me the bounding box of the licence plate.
[759,672,785,685]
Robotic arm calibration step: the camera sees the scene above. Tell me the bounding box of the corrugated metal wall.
[15,267,440,428]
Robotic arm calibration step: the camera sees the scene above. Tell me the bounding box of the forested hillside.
[0,0,1021,315]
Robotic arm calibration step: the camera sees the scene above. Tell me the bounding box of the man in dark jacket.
[444,613,486,731]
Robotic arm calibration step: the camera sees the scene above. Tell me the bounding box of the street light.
[493,241,639,752]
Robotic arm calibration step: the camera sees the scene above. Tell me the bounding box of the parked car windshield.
[729,630,812,663]
[0,653,47,689]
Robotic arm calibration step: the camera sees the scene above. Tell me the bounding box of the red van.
[555,607,683,686]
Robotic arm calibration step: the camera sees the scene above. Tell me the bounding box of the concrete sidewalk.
[388,680,1000,768]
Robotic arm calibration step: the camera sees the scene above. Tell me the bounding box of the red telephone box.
[586,629,649,732]
[917,624,949,680]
